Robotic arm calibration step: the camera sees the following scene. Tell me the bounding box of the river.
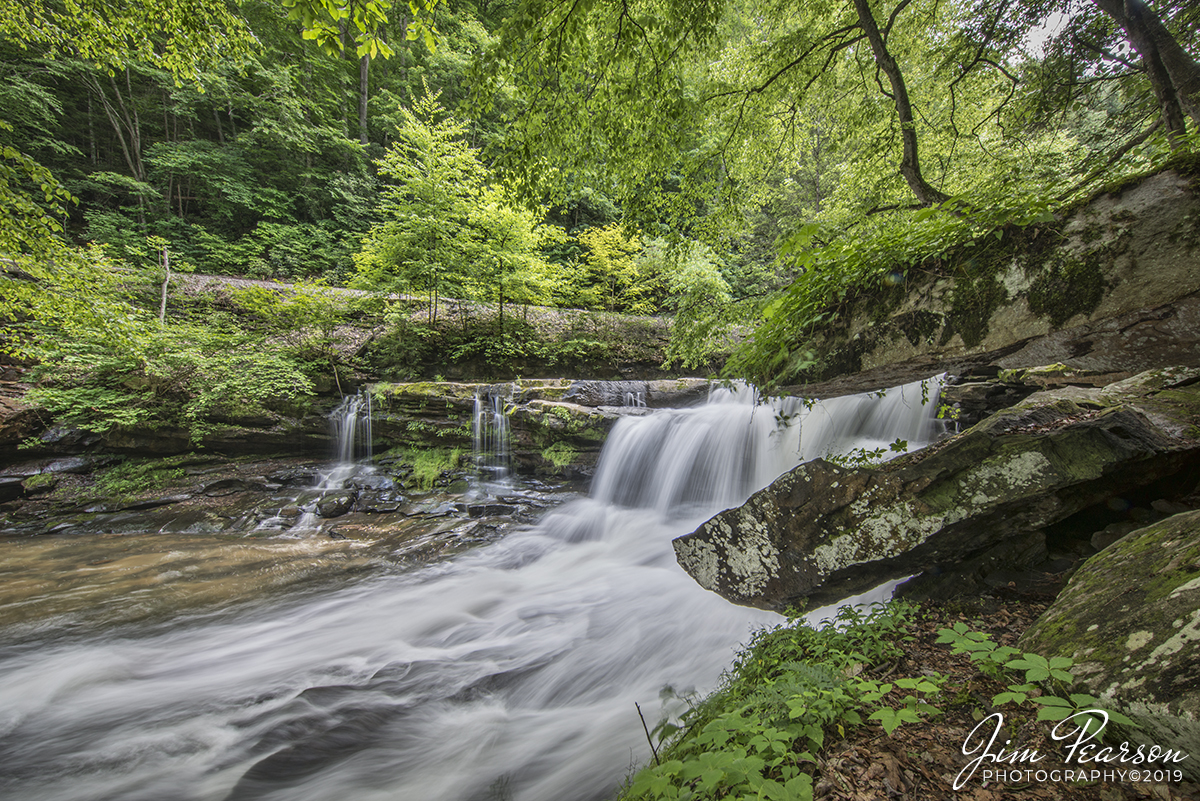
[0,379,944,801]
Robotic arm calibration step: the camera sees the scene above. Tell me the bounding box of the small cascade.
[321,392,372,487]
[287,392,374,533]
[590,377,945,515]
[622,390,646,407]
[472,390,512,486]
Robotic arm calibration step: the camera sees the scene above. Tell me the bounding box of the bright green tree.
[577,224,654,313]
[354,87,487,321]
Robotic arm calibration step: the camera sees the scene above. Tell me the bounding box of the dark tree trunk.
[1090,0,1200,128]
[851,0,947,206]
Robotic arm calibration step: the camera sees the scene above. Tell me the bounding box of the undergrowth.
[620,601,1134,801]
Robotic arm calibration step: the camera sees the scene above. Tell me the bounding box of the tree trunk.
[851,0,947,206]
[359,53,370,146]
[159,247,171,323]
[1090,0,1200,127]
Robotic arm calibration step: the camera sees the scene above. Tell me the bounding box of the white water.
[286,395,374,533]
[473,392,512,486]
[0,378,944,801]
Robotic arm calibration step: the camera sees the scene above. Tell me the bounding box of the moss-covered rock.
[1018,510,1200,780]
[780,169,1200,398]
[368,379,689,475]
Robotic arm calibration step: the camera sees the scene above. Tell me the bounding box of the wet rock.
[316,492,354,518]
[122,494,193,511]
[203,478,254,496]
[1019,510,1200,781]
[265,468,318,488]
[349,473,395,492]
[33,426,102,450]
[674,366,1200,610]
[0,477,24,502]
[455,503,517,518]
[358,491,406,513]
[42,456,95,474]
[406,500,458,517]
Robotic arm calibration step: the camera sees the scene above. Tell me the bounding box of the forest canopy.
[0,0,1197,414]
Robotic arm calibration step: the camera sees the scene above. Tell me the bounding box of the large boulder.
[1018,510,1200,781]
[673,367,1200,610]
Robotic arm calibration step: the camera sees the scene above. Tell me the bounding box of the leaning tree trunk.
[851,0,948,206]
[1090,0,1200,128]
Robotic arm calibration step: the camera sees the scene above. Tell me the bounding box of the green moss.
[532,386,570,401]
[944,271,1008,348]
[93,457,190,499]
[895,310,942,347]
[389,447,463,490]
[1027,255,1107,327]
[21,473,59,492]
[541,441,579,467]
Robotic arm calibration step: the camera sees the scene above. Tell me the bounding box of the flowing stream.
[0,378,944,801]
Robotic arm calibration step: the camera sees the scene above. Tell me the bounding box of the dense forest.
[1,0,1198,439]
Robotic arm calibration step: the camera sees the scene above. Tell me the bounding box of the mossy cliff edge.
[784,170,1200,398]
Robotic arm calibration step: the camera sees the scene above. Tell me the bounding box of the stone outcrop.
[371,378,712,475]
[673,367,1200,610]
[1018,510,1200,781]
[779,169,1200,398]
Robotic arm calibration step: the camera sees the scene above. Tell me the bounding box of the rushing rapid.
[0,378,945,801]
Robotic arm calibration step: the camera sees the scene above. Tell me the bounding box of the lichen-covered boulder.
[1018,510,1200,780]
[673,367,1200,610]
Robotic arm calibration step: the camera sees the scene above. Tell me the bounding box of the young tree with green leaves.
[354,87,486,321]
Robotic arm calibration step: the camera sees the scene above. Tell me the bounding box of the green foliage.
[824,438,908,469]
[0,0,256,82]
[355,87,489,315]
[577,224,654,314]
[625,604,1144,801]
[25,305,314,444]
[93,457,189,500]
[725,196,1059,387]
[623,602,916,801]
[655,240,740,370]
[936,622,1136,740]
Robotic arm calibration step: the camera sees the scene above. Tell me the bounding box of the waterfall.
[0,377,946,801]
[284,393,374,533]
[472,391,511,485]
[324,393,372,483]
[591,378,944,515]
[622,390,646,407]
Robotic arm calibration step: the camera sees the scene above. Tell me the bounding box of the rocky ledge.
[1019,509,1200,781]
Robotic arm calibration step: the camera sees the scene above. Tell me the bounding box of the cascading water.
[0,377,945,801]
[472,391,512,487]
[279,393,374,533]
